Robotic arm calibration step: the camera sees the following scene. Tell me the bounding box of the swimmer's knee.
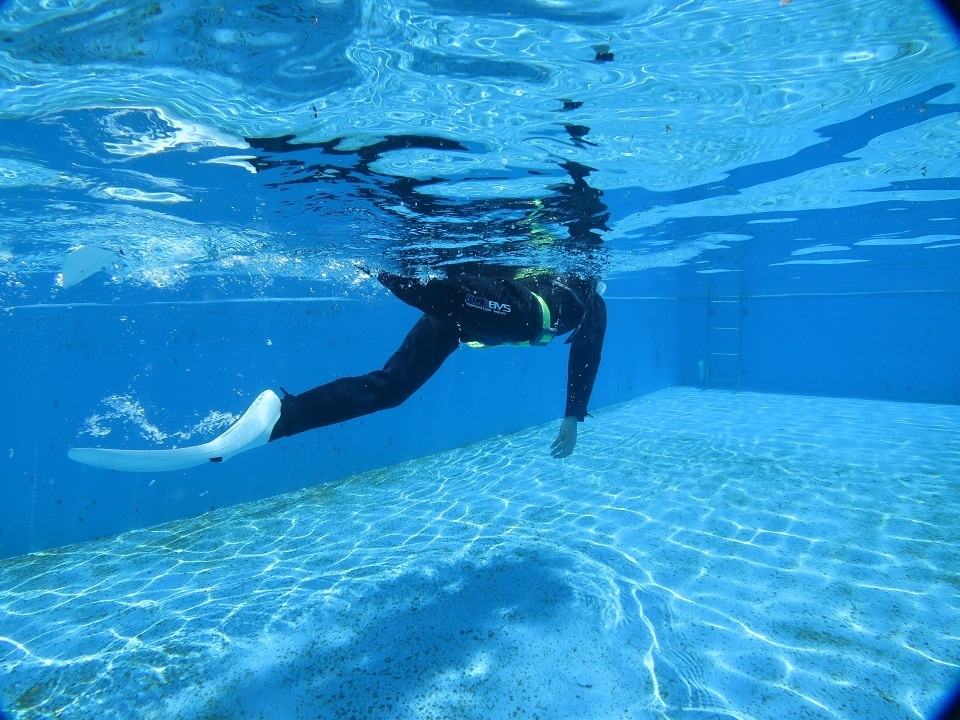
[366,373,416,410]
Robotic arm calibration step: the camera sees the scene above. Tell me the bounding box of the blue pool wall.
[3,285,956,559]
[1,291,684,559]
[739,292,960,402]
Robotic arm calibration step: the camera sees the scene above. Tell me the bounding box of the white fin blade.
[69,389,281,472]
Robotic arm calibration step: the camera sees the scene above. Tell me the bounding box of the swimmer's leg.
[269,314,460,439]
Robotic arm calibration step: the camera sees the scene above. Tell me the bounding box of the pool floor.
[1,387,959,719]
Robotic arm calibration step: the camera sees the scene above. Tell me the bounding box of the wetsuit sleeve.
[565,291,607,422]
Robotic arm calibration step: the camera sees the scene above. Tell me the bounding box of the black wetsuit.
[269,272,607,441]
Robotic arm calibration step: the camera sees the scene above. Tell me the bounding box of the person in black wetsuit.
[68,267,607,471]
[271,269,607,458]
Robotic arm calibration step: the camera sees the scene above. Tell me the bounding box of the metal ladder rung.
[705,284,743,390]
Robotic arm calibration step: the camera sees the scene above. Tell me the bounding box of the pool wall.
[3,288,955,558]
[688,291,959,402]
[739,292,960,402]
[1,293,683,558]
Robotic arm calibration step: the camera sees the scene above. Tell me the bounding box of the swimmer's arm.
[552,291,606,459]
[562,292,607,423]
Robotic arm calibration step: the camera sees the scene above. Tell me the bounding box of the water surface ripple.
[1,0,958,304]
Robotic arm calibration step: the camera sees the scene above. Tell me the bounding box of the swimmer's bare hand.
[550,416,578,459]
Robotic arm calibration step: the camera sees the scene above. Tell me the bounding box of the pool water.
[2,0,960,717]
[2,388,958,719]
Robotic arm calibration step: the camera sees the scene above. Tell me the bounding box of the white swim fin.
[68,389,282,472]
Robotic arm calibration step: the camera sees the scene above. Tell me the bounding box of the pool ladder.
[704,293,744,390]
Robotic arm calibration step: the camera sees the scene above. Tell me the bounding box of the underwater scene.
[1,0,959,718]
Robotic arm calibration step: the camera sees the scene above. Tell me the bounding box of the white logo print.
[465,293,511,315]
